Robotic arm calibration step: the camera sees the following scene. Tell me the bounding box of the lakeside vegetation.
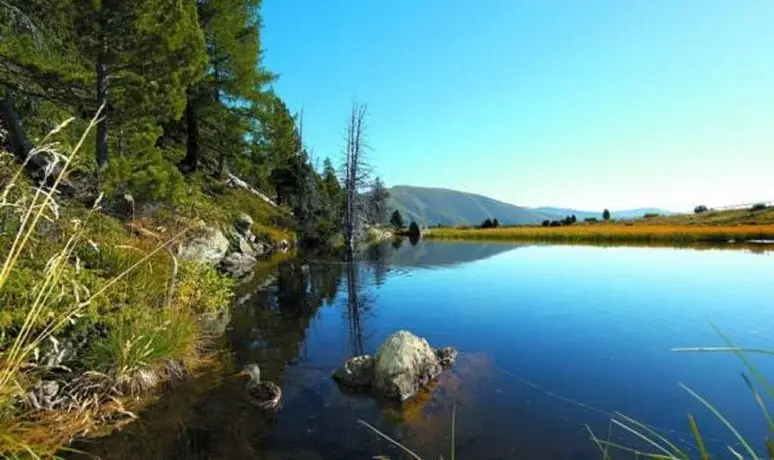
[422,207,774,244]
[425,224,774,244]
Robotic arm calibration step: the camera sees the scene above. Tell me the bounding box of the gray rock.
[332,355,374,389]
[237,234,256,257]
[235,212,254,236]
[435,346,458,368]
[179,226,229,265]
[373,330,442,401]
[220,251,257,279]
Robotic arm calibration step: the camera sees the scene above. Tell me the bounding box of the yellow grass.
[425,224,774,244]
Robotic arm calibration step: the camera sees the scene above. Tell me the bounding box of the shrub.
[480,218,494,229]
[694,205,709,214]
[102,148,186,204]
[643,213,660,218]
[492,218,500,228]
[584,217,598,223]
[752,203,768,211]
[542,220,550,227]
[173,261,234,316]
[390,209,405,229]
[407,221,420,236]
[602,209,611,220]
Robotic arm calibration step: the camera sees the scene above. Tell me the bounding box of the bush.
[584,217,598,223]
[643,213,660,218]
[480,218,494,229]
[408,221,420,236]
[173,261,234,316]
[694,205,709,214]
[542,220,550,227]
[752,203,768,211]
[102,148,186,204]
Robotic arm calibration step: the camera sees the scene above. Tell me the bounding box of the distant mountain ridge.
[387,186,673,226]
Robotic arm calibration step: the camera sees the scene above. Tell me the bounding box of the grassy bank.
[424,224,774,244]
[0,124,294,456]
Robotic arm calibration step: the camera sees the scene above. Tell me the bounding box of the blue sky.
[262,1,774,212]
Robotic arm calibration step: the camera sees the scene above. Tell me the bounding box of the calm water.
[79,241,774,459]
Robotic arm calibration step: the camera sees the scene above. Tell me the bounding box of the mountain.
[533,207,674,221]
[387,186,674,226]
[387,186,555,226]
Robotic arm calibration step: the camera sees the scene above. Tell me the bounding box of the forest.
[0,0,389,250]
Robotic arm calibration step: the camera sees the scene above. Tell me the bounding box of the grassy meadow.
[423,220,774,244]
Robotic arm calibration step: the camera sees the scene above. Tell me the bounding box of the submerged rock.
[179,226,229,265]
[332,355,374,389]
[373,331,442,401]
[435,346,458,368]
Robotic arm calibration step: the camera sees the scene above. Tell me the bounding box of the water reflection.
[73,241,774,459]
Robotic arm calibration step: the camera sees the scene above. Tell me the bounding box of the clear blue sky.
[262,1,774,212]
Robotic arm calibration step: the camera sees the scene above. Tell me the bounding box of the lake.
[78,241,774,459]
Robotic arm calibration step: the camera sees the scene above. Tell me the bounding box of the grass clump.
[83,308,199,395]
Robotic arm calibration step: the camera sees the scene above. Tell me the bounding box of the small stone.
[435,346,458,368]
[332,355,374,389]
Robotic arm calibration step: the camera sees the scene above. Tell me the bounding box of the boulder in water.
[373,330,442,401]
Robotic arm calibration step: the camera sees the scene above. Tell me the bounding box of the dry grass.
[0,112,200,457]
[425,224,774,244]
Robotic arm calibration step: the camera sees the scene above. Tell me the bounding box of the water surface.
[80,241,774,459]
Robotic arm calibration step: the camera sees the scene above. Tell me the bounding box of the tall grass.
[426,225,774,244]
[0,111,191,456]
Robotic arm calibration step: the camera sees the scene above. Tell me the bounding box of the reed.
[588,326,774,459]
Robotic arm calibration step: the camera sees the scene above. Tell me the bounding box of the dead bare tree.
[341,102,371,260]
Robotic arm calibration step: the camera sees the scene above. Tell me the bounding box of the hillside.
[388,186,674,226]
[534,207,673,220]
[388,186,554,226]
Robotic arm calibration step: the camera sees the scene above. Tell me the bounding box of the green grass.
[0,115,291,457]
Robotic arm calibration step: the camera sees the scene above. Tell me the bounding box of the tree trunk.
[0,92,62,183]
[180,90,198,172]
[0,93,33,162]
[95,49,108,169]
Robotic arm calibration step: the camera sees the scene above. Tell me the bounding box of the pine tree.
[1,0,207,170]
[179,0,274,176]
[390,209,405,229]
[368,177,390,224]
[603,209,611,220]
